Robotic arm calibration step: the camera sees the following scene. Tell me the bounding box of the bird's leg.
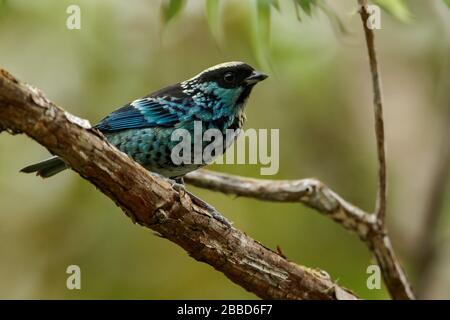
[164,175,232,227]
[173,177,184,185]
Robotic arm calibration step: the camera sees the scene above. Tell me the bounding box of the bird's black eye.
[223,72,235,83]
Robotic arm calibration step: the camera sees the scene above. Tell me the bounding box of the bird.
[21,61,268,181]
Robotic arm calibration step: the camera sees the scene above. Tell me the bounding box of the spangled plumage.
[21,62,268,178]
[95,97,187,131]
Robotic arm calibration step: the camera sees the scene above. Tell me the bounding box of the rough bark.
[186,169,414,299]
[0,68,358,300]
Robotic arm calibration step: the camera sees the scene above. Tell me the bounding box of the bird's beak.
[245,70,268,85]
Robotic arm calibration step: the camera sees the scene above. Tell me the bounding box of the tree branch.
[0,68,359,300]
[358,0,387,224]
[0,2,415,299]
[185,170,376,238]
[180,0,416,300]
[185,169,414,299]
[360,0,413,299]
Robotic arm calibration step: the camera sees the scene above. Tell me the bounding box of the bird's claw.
[164,176,232,227]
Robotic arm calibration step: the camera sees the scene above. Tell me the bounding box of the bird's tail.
[20,156,68,178]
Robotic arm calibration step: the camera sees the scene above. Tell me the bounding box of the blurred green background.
[0,0,449,299]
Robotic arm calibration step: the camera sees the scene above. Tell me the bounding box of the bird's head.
[181,62,268,111]
[194,61,268,88]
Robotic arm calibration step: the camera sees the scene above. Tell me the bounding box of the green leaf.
[161,0,185,24]
[206,0,222,40]
[293,1,302,20]
[270,0,280,11]
[374,0,412,22]
[297,0,318,16]
[443,0,450,8]
[317,2,350,36]
[251,0,273,70]
[292,0,349,37]
[256,0,272,42]
[292,0,319,21]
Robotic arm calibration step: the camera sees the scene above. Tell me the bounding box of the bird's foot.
[167,176,232,227]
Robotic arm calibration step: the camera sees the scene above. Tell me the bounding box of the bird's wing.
[94,95,191,132]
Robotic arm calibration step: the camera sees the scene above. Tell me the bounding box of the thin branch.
[184,2,417,299]
[186,170,376,238]
[358,0,387,224]
[0,2,414,299]
[357,0,414,299]
[185,169,414,299]
[183,1,415,300]
[0,68,358,300]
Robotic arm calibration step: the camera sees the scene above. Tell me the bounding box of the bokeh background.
[0,0,449,299]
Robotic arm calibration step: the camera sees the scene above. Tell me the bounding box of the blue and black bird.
[21,62,268,179]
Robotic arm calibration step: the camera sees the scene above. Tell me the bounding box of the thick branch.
[0,68,358,300]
